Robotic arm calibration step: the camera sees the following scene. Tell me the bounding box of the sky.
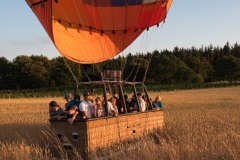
[0,0,240,61]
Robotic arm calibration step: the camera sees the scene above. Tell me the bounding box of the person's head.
[124,95,128,100]
[137,93,142,100]
[142,95,148,101]
[64,93,73,101]
[113,91,118,98]
[88,93,94,103]
[109,97,117,106]
[155,96,161,102]
[83,91,90,101]
[67,105,78,115]
[106,92,110,99]
[95,96,102,106]
[49,101,60,111]
[132,94,136,99]
[74,94,80,102]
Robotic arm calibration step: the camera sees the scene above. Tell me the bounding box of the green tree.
[214,55,240,83]
[231,42,240,58]
[0,57,11,89]
[186,56,212,81]
[50,57,82,87]
[222,41,231,56]
[12,55,51,89]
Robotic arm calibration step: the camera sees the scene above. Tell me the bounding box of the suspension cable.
[80,64,92,82]
[124,31,146,82]
[143,54,152,83]
[63,58,79,85]
[123,2,148,82]
[119,2,129,78]
[142,1,168,83]
[93,62,103,80]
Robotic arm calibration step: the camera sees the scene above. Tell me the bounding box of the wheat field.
[0,87,239,160]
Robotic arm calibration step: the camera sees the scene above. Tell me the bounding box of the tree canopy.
[0,42,240,90]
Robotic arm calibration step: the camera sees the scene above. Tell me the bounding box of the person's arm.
[152,101,156,108]
[92,105,97,118]
[111,106,118,116]
[50,114,66,120]
[110,109,117,116]
[103,108,107,116]
[79,102,88,119]
[68,111,79,124]
[159,101,164,110]
[117,100,123,113]
[81,111,88,119]
[152,101,159,110]
[120,107,124,113]
[50,115,58,119]
[50,110,67,120]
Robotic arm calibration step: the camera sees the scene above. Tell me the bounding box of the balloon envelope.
[26,0,172,64]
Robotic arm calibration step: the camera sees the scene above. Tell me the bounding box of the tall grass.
[0,87,239,159]
[0,82,239,99]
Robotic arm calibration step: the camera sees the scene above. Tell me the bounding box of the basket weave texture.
[50,110,164,156]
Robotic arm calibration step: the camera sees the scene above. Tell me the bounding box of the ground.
[0,86,239,159]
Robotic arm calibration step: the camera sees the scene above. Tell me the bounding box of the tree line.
[1,42,240,90]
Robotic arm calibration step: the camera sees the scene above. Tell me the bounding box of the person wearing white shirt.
[79,91,93,119]
[109,97,119,116]
[137,93,146,112]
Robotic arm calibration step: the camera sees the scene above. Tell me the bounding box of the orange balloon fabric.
[26,0,172,64]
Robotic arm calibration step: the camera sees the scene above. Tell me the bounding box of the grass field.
[0,87,239,159]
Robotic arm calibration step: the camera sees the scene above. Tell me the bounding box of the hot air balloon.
[26,0,172,158]
[26,0,172,63]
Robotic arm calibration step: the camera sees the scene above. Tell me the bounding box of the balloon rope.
[72,0,87,30]
[141,1,168,82]
[143,53,153,83]
[121,0,144,78]
[80,64,92,82]
[124,31,146,82]
[141,1,164,82]
[125,2,149,82]
[63,58,79,85]
[142,28,166,83]
[133,31,150,82]
[127,1,168,82]
[58,3,71,22]
[93,62,103,80]
[119,3,129,79]
[121,42,133,79]
[91,0,97,27]
[142,0,159,53]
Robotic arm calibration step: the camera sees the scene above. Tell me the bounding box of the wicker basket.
[50,110,164,159]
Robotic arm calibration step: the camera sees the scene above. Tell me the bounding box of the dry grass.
[0,87,240,159]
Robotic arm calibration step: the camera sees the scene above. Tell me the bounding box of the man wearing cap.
[49,101,67,120]
[79,91,93,119]
[64,93,73,109]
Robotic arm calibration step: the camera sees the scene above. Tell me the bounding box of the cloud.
[5,35,52,47]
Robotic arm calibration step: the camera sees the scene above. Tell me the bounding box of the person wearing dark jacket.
[66,105,80,124]
[49,101,67,120]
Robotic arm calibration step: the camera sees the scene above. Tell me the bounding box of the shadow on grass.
[0,123,51,146]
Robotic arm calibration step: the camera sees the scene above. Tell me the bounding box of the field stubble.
[0,87,239,159]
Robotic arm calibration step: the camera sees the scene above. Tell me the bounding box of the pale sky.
[0,0,240,61]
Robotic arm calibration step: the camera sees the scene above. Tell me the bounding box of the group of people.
[49,91,164,124]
